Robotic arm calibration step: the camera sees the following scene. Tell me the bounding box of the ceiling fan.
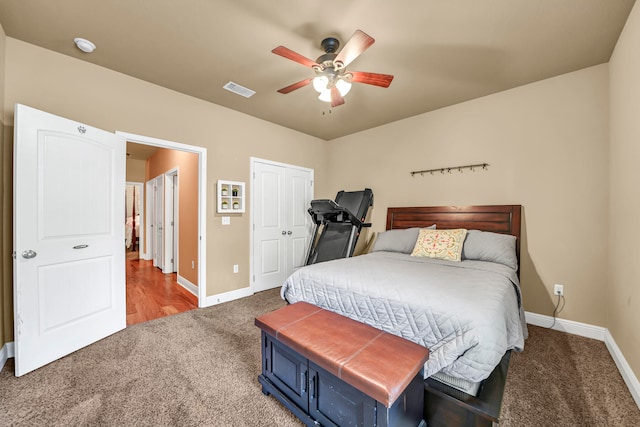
[272,30,394,108]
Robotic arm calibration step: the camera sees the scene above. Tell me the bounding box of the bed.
[281,204,526,426]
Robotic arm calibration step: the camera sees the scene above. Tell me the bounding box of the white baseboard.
[605,330,640,409]
[203,286,253,308]
[0,341,15,372]
[525,311,606,341]
[177,275,198,297]
[526,311,639,408]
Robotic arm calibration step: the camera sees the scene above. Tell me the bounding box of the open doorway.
[120,132,207,325]
[125,182,143,258]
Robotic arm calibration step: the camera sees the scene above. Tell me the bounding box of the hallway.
[126,253,198,326]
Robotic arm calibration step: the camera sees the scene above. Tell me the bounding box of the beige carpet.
[1,288,638,426]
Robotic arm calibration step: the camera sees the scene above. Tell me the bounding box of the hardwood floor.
[126,253,198,326]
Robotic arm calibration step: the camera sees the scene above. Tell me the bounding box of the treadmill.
[305,188,374,265]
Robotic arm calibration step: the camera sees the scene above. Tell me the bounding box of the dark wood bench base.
[256,302,429,427]
[259,333,427,427]
[424,351,511,427]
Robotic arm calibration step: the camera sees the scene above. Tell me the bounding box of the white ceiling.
[0,0,635,140]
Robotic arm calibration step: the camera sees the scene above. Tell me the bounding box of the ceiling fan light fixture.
[335,78,352,96]
[315,76,351,103]
[273,30,391,106]
[318,89,332,103]
[312,75,329,93]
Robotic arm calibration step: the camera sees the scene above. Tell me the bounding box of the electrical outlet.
[233,264,239,273]
[554,284,564,296]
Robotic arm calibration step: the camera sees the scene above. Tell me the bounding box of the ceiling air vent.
[223,81,256,98]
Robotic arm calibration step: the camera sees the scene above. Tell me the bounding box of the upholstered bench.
[256,302,429,427]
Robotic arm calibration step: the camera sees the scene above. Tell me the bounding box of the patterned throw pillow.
[411,228,468,261]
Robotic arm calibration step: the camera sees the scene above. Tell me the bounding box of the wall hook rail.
[410,163,489,177]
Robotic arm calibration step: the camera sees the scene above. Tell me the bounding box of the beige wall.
[126,158,146,183]
[147,148,199,285]
[328,65,610,327]
[609,2,640,381]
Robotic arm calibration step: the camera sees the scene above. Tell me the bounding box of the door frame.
[117,131,207,307]
[249,157,314,293]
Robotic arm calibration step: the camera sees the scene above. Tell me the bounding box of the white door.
[145,180,154,260]
[13,104,126,376]
[286,168,314,273]
[164,171,177,274]
[252,160,313,292]
[253,162,286,292]
[153,175,164,269]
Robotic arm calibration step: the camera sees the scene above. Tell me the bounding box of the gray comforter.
[281,251,527,383]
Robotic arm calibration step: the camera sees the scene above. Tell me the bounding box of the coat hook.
[410,162,489,177]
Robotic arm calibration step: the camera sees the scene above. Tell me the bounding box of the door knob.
[22,250,37,259]
[282,231,286,235]
[287,231,292,235]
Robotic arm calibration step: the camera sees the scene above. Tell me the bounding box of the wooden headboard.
[386,205,522,267]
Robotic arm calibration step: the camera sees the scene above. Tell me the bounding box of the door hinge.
[12,251,16,259]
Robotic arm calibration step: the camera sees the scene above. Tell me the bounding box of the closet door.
[252,160,313,293]
[253,161,286,292]
[285,168,313,275]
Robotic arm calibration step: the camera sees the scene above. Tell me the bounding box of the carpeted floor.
[1,288,638,426]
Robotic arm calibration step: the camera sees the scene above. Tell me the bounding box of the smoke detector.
[74,38,96,53]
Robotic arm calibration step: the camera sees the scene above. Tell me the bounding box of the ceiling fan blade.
[330,86,345,107]
[272,46,321,69]
[277,78,313,94]
[349,71,394,88]
[333,30,375,70]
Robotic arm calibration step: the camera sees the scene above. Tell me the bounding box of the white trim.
[605,330,640,408]
[525,311,606,341]
[177,274,198,297]
[526,311,639,408]
[1,342,15,372]
[116,131,207,308]
[203,286,254,308]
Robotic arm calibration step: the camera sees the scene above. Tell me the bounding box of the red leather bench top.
[255,302,429,407]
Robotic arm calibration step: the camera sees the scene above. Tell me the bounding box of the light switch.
[222,216,230,225]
